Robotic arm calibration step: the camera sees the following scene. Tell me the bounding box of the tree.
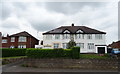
[67,39,76,49]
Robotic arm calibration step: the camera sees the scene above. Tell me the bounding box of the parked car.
[111,48,120,54]
[110,48,120,59]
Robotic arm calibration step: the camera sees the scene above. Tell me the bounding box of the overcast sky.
[0,1,118,45]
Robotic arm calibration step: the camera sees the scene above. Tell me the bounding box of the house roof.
[108,41,120,49]
[10,31,39,41]
[43,24,106,35]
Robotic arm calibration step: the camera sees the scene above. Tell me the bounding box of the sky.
[0,0,119,45]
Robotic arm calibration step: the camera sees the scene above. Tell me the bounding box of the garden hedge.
[71,47,80,59]
[26,48,72,58]
[26,47,80,59]
[2,48,26,57]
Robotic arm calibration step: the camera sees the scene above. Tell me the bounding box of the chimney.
[7,34,9,37]
[71,23,74,26]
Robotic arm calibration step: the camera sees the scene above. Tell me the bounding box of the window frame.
[2,39,7,43]
[87,34,92,39]
[88,43,94,49]
[18,36,27,42]
[11,37,15,42]
[54,43,59,48]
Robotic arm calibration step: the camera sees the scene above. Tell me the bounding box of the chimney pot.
[72,23,74,26]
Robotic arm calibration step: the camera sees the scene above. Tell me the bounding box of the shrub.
[26,48,72,58]
[71,47,80,59]
[2,48,26,57]
[67,40,76,49]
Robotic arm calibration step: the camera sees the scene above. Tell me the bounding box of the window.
[95,34,102,39]
[55,34,60,39]
[54,43,59,48]
[87,34,92,39]
[18,45,26,48]
[10,46,14,48]
[19,36,26,42]
[88,43,94,49]
[76,43,84,49]
[75,34,84,39]
[46,35,52,40]
[62,43,67,49]
[2,39,7,43]
[11,37,15,42]
[63,34,69,39]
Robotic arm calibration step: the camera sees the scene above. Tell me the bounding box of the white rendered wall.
[43,34,106,53]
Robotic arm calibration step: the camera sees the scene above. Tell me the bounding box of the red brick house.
[2,31,39,48]
[108,41,120,49]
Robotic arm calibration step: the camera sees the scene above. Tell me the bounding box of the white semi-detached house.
[43,24,107,53]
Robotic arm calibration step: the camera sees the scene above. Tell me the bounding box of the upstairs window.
[11,37,15,42]
[55,34,60,39]
[63,34,70,39]
[2,39,7,43]
[46,35,52,40]
[87,34,92,39]
[19,36,26,42]
[95,34,102,39]
[75,34,84,39]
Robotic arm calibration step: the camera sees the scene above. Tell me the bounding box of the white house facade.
[42,24,107,53]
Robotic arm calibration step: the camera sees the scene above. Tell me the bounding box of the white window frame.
[55,34,60,39]
[2,39,7,43]
[11,37,15,42]
[75,34,84,39]
[76,43,84,49]
[88,43,94,49]
[87,34,92,39]
[63,34,69,39]
[46,35,52,40]
[54,43,59,48]
[18,45,26,48]
[19,36,27,42]
[62,43,67,49]
[10,46,15,48]
[95,34,102,39]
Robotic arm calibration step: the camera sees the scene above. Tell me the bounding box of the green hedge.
[26,48,73,58]
[2,48,26,57]
[71,47,80,59]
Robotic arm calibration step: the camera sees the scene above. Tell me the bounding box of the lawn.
[79,54,110,59]
[0,56,27,59]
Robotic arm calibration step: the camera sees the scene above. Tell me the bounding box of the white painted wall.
[43,34,106,53]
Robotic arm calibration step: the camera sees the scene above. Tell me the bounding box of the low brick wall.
[23,58,119,71]
[2,57,26,65]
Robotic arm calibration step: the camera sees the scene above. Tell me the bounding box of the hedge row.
[1,47,80,59]
[2,48,26,57]
[26,47,80,59]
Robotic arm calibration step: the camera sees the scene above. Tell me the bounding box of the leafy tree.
[67,40,76,49]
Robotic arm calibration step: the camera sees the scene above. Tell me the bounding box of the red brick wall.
[2,36,39,48]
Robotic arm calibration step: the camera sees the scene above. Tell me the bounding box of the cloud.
[0,2,118,44]
[43,2,107,15]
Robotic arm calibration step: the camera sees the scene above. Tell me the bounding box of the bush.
[2,48,26,57]
[71,47,80,59]
[67,40,76,49]
[26,48,72,58]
